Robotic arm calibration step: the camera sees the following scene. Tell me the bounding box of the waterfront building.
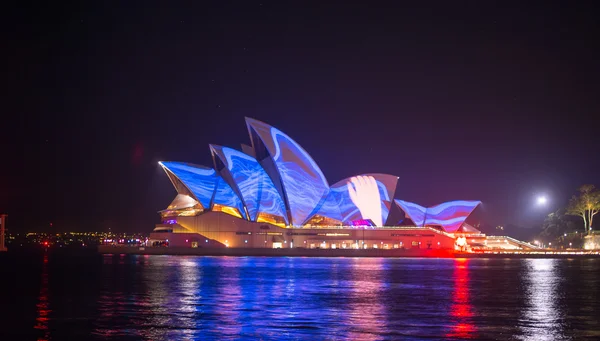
[149,118,534,251]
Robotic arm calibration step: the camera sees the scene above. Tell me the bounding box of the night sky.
[3,1,599,233]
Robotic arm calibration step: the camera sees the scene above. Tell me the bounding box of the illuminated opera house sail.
[153,118,484,250]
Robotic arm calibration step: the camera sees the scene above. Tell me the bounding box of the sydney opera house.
[150,118,493,251]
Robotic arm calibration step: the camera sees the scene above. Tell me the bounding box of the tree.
[539,208,578,240]
[566,184,600,234]
[541,211,561,238]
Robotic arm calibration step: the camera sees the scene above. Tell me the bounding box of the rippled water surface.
[1,252,600,340]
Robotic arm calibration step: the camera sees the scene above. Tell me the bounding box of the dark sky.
[3,1,599,232]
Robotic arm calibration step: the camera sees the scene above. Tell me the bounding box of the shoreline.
[97,245,600,259]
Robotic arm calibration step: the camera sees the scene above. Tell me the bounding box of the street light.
[536,195,548,206]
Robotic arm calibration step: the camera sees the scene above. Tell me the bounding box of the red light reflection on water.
[34,253,51,341]
[446,258,476,339]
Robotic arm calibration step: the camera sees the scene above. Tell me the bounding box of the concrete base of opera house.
[145,212,462,250]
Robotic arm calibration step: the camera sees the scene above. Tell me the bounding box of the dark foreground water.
[1,251,600,340]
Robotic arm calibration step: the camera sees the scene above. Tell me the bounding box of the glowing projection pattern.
[317,175,395,226]
[347,176,383,226]
[394,200,482,232]
[160,119,481,228]
[425,201,481,232]
[311,190,343,222]
[394,200,427,226]
[160,162,217,208]
[349,219,376,227]
[246,118,329,225]
[214,146,288,223]
[212,177,247,219]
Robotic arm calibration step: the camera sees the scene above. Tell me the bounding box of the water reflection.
[174,257,203,340]
[65,256,600,340]
[139,256,194,340]
[93,255,135,339]
[447,258,476,339]
[571,260,600,338]
[34,253,51,341]
[346,258,389,340]
[518,259,567,341]
[212,257,243,339]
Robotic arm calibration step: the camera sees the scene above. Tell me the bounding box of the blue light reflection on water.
[14,255,600,340]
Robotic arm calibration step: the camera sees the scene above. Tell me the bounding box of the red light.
[446,259,476,338]
[44,242,48,246]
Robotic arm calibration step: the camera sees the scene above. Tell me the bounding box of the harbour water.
[1,251,599,340]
